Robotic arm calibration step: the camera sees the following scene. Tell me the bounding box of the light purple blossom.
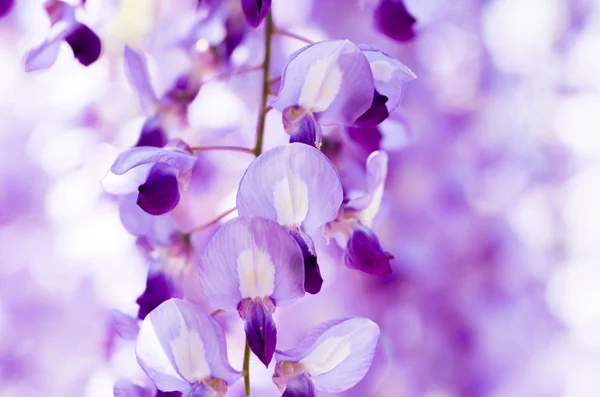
[236,143,343,293]
[24,0,101,71]
[273,317,380,396]
[102,142,198,216]
[199,215,305,365]
[325,150,393,275]
[135,299,241,396]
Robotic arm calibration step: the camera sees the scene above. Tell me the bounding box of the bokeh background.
[1,0,600,396]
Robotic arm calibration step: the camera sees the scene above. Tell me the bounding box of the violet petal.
[240,0,272,28]
[344,226,392,275]
[244,299,277,367]
[137,163,181,216]
[124,45,158,114]
[65,23,102,66]
[284,108,323,148]
[0,0,14,18]
[282,374,316,397]
[275,317,380,393]
[354,90,390,128]
[374,0,417,42]
[290,229,323,295]
[199,216,305,310]
[136,118,168,148]
[136,271,179,320]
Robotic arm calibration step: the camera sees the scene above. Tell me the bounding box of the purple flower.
[273,41,415,146]
[24,0,101,71]
[136,271,182,320]
[236,143,343,293]
[374,0,417,42]
[199,216,305,366]
[102,142,198,216]
[241,0,271,28]
[273,318,380,395]
[272,40,375,147]
[325,151,393,275]
[355,45,416,128]
[135,299,241,396]
[124,46,199,145]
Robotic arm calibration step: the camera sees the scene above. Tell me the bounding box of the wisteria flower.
[325,151,393,275]
[272,40,415,147]
[241,0,271,28]
[102,141,197,216]
[374,0,417,42]
[272,40,375,147]
[24,0,101,72]
[0,0,14,18]
[135,299,241,397]
[236,143,343,293]
[354,45,416,128]
[114,378,182,396]
[272,317,380,396]
[124,46,200,146]
[199,215,305,366]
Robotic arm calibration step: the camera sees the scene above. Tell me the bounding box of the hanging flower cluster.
[21,1,415,396]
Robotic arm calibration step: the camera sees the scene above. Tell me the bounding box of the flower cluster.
[47,1,418,396]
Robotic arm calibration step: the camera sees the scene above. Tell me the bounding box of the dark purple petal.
[137,163,181,216]
[224,15,247,57]
[244,299,277,367]
[347,126,382,153]
[0,0,14,18]
[241,0,271,28]
[283,107,323,148]
[374,0,417,42]
[157,392,182,397]
[65,23,102,67]
[136,271,179,320]
[354,90,390,128]
[344,226,392,275]
[282,374,316,397]
[135,118,168,148]
[290,230,323,295]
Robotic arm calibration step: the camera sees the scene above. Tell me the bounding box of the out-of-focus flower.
[0,0,14,18]
[102,142,198,216]
[326,151,392,275]
[199,216,305,366]
[373,0,417,42]
[24,0,101,71]
[135,299,241,396]
[236,143,343,293]
[273,317,380,396]
[241,0,271,28]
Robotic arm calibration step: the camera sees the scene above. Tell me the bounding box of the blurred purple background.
[1,0,599,396]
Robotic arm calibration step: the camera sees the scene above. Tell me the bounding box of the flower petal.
[346,150,388,226]
[0,0,15,18]
[124,46,158,114]
[241,0,272,28]
[289,230,323,295]
[275,318,380,393]
[374,0,417,42]
[136,118,168,148]
[110,310,140,340]
[354,90,390,128]
[137,163,181,216]
[113,379,155,397]
[182,383,211,397]
[136,299,241,392]
[199,216,305,310]
[237,143,343,233]
[244,299,277,367]
[65,23,102,66]
[344,226,392,275]
[110,147,197,176]
[359,45,416,113]
[24,36,63,72]
[136,271,181,320]
[272,40,375,126]
[282,374,316,397]
[283,107,323,148]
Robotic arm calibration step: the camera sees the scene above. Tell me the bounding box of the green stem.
[243,339,251,396]
[252,12,275,157]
